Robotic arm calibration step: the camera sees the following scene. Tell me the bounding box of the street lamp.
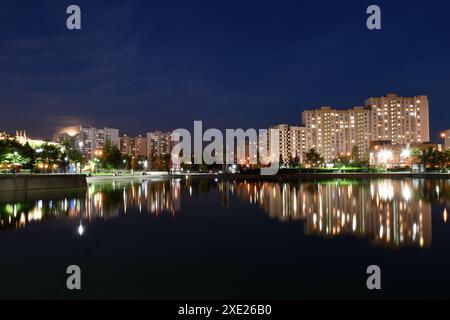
[401,148,411,159]
[442,132,448,151]
[378,149,393,165]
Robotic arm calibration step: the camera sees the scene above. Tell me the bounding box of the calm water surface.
[0,177,449,299]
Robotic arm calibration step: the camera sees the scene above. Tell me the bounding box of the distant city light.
[60,126,80,137]
[378,149,393,163]
[77,223,84,236]
[401,148,411,159]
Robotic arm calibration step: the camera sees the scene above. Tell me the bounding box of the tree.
[333,155,351,168]
[415,147,449,170]
[62,140,83,164]
[288,155,300,168]
[0,152,31,169]
[351,145,360,163]
[199,160,209,172]
[100,141,126,170]
[151,154,171,171]
[304,148,324,167]
[0,138,34,171]
[35,143,62,173]
[20,142,36,169]
[279,155,287,168]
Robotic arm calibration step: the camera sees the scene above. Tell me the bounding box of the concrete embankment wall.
[0,174,87,191]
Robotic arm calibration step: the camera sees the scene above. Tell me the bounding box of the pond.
[0,177,449,299]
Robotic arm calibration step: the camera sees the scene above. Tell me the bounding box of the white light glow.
[78,224,84,236]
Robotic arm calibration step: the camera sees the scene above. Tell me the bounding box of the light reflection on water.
[225,179,445,249]
[0,178,449,249]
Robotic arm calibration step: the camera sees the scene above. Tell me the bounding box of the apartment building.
[119,135,147,158]
[268,94,430,163]
[146,131,172,158]
[365,93,429,145]
[79,126,120,160]
[302,106,370,162]
[268,124,311,163]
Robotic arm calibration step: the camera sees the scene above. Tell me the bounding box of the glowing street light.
[401,148,411,159]
[378,149,393,164]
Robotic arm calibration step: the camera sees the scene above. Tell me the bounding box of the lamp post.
[441,132,447,151]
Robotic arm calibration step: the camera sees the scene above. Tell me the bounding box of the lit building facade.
[119,135,147,158]
[79,126,120,160]
[267,124,312,163]
[302,106,370,162]
[285,93,431,163]
[365,93,429,146]
[146,131,172,159]
[369,141,439,168]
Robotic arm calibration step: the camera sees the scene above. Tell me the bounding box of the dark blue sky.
[1,0,449,141]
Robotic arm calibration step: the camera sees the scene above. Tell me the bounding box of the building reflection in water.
[0,179,181,230]
[225,179,449,249]
[1,177,449,249]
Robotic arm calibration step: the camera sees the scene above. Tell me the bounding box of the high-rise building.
[268,124,290,162]
[119,135,147,158]
[302,106,370,162]
[268,124,311,163]
[146,131,172,158]
[79,126,120,160]
[297,94,430,162]
[365,93,429,145]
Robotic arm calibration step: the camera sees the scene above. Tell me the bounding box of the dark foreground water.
[0,177,449,299]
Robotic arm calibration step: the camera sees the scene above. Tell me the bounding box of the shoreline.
[213,172,450,181]
[1,171,449,191]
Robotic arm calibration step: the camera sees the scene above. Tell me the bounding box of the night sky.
[0,0,449,141]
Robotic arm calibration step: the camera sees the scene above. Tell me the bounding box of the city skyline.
[3,92,441,139]
[4,92,449,166]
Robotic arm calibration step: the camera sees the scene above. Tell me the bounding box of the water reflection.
[226,179,450,249]
[0,180,183,230]
[1,178,449,249]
